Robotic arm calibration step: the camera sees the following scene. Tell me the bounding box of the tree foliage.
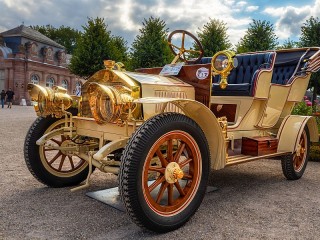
[130,17,173,70]
[236,20,278,53]
[69,17,128,79]
[30,25,81,54]
[194,18,232,56]
[277,39,298,49]
[299,16,320,103]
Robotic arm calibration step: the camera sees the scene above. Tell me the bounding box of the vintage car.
[24,30,320,232]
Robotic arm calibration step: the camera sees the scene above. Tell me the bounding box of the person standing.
[0,90,5,108]
[6,88,14,108]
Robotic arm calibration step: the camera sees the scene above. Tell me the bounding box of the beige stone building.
[0,25,82,105]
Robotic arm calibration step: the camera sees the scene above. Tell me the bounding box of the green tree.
[31,25,81,54]
[130,17,173,70]
[194,18,232,56]
[299,16,320,105]
[277,38,298,49]
[110,36,128,64]
[236,19,278,53]
[69,17,127,79]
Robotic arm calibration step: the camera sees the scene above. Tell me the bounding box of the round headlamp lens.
[214,54,229,71]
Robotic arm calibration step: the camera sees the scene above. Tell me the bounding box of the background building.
[0,25,82,105]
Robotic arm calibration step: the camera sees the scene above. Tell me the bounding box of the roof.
[0,25,64,49]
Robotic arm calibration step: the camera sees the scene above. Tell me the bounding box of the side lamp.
[211,50,238,89]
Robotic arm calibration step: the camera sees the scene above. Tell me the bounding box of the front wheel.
[119,113,210,232]
[24,113,90,187]
[281,126,310,180]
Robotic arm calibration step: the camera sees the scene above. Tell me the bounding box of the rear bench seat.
[270,49,315,85]
[211,52,275,96]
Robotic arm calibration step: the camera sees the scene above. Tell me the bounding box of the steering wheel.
[168,30,204,64]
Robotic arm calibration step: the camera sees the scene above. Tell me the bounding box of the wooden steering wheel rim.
[168,30,204,64]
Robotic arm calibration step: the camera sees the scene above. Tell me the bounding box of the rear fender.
[277,115,318,153]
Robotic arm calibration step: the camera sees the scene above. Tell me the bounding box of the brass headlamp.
[27,83,73,117]
[87,83,136,124]
[211,50,238,89]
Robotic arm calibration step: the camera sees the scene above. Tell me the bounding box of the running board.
[226,152,290,166]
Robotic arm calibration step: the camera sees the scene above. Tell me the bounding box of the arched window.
[30,74,40,84]
[46,77,55,88]
[75,81,82,96]
[61,79,68,89]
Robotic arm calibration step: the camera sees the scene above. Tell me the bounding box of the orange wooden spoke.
[58,155,66,171]
[168,184,174,206]
[300,138,304,146]
[174,181,185,196]
[174,143,185,162]
[149,175,166,192]
[183,173,193,179]
[48,152,62,165]
[156,182,169,203]
[179,158,192,168]
[148,166,166,174]
[156,149,169,167]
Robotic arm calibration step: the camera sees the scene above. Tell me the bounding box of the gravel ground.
[1,106,320,240]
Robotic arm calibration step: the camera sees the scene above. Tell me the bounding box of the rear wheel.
[24,112,90,187]
[119,113,210,232]
[281,126,310,180]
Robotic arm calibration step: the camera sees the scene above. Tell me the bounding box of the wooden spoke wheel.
[39,119,87,177]
[168,30,204,64]
[119,113,210,232]
[281,126,310,180]
[24,111,91,187]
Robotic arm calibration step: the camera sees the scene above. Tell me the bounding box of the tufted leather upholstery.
[198,57,212,64]
[271,64,296,84]
[270,50,315,85]
[211,52,275,96]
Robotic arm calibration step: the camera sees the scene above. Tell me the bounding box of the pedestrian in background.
[0,90,5,108]
[6,88,14,108]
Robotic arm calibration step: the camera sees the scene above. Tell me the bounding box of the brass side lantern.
[211,50,238,89]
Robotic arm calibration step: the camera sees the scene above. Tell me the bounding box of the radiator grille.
[155,91,187,113]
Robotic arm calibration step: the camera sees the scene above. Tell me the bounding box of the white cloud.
[263,0,320,40]
[246,6,259,12]
[236,1,247,7]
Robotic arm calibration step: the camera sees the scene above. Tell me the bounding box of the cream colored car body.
[28,48,320,178]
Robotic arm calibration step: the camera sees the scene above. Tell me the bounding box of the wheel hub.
[60,139,76,156]
[296,143,305,157]
[165,162,184,184]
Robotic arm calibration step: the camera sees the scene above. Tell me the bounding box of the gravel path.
[1,106,320,240]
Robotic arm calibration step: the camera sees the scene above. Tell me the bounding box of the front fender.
[135,98,226,170]
[277,115,318,153]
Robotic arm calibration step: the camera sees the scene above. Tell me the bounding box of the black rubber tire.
[281,126,310,180]
[24,110,90,187]
[119,113,210,232]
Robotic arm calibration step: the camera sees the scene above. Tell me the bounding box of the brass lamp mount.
[211,50,238,89]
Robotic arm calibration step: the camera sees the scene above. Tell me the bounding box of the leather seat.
[212,52,275,96]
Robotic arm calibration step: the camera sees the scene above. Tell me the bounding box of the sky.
[0,0,319,49]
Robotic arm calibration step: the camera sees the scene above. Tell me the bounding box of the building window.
[61,79,68,89]
[46,77,55,88]
[30,74,40,84]
[75,81,82,96]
